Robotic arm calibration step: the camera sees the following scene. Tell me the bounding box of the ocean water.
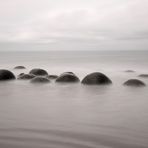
[0,50,148,148]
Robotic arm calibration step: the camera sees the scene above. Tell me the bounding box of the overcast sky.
[0,0,148,50]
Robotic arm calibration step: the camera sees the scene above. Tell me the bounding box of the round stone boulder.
[47,75,58,79]
[0,69,15,80]
[125,70,135,73]
[138,74,148,78]
[59,72,76,77]
[14,66,26,69]
[123,79,146,87]
[81,72,112,85]
[56,73,80,83]
[30,76,50,83]
[18,73,35,80]
[29,68,48,76]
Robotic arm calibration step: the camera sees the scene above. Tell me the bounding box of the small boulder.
[47,75,58,79]
[29,68,48,76]
[31,76,50,83]
[60,72,76,77]
[0,69,15,80]
[18,73,25,77]
[138,74,148,78]
[56,73,80,83]
[18,73,35,80]
[14,66,26,69]
[125,70,135,73]
[123,79,146,87]
[81,72,112,85]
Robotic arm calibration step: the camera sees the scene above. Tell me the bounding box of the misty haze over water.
[0,50,148,148]
[0,0,148,147]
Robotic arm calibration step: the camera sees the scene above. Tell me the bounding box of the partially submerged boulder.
[30,76,50,83]
[138,74,148,78]
[56,73,80,83]
[59,72,76,77]
[81,72,112,85]
[29,68,48,76]
[0,69,15,80]
[18,73,35,80]
[14,66,26,69]
[123,79,146,87]
[124,70,135,73]
[47,75,58,79]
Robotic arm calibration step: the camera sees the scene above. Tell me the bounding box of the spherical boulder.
[30,76,50,83]
[81,72,112,85]
[0,69,15,80]
[14,66,26,69]
[125,70,135,73]
[123,79,146,87]
[59,72,76,77]
[56,73,80,83]
[18,73,25,77]
[29,68,48,76]
[18,73,35,80]
[138,74,148,78]
[47,75,58,79]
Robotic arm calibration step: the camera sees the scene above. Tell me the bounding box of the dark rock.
[14,66,26,69]
[18,73,35,80]
[29,68,48,76]
[47,75,58,79]
[31,76,50,83]
[123,79,146,87]
[56,73,80,83]
[81,72,112,85]
[0,69,15,80]
[60,72,76,77]
[125,70,135,73]
[138,74,148,78]
[18,73,25,77]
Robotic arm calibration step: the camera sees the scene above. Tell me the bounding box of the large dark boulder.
[81,72,112,85]
[123,79,146,87]
[29,68,48,76]
[138,74,148,78]
[14,66,26,69]
[0,69,15,80]
[56,73,80,83]
[18,73,35,80]
[30,76,50,83]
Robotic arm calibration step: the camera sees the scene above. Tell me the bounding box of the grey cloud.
[0,0,148,50]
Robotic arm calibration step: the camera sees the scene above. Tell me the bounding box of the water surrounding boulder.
[47,75,58,79]
[14,66,26,69]
[123,79,146,87]
[56,73,80,83]
[138,74,148,78]
[18,73,35,80]
[30,76,50,83]
[29,68,48,76]
[0,69,15,80]
[81,72,112,85]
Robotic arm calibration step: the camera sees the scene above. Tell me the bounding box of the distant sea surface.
[0,50,148,148]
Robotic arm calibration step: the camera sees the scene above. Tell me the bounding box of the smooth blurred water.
[0,50,148,148]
